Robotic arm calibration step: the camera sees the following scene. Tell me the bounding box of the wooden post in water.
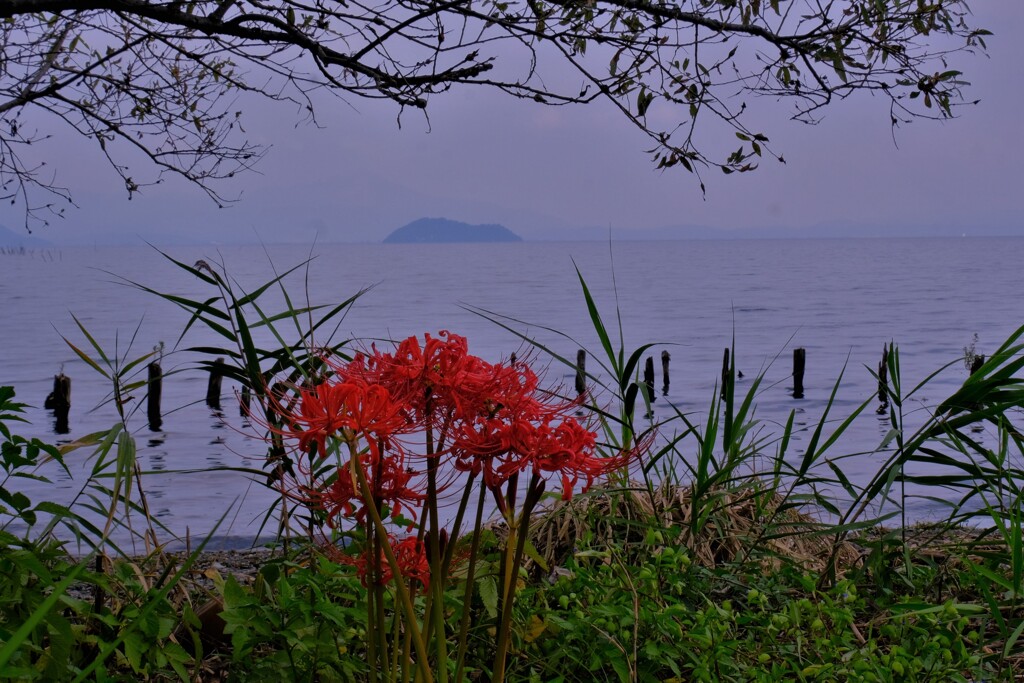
[720,349,730,401]
[239,386,252,417]
[643,357,655,404]
[147,361,163,431]
[46,373,71,434]
[510,352,517,365]
[574,350,587,398]
[661,350,671,396]
[792,348,806,399]
[876,344,889,415]
[206,358,224,410]
[970,354,986,375]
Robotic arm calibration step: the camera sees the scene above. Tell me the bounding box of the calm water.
[1,238,1021,549]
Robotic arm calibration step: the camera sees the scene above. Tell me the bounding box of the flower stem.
[492,474,544,683]
[425,446,450,681]
[443,472,477,574]
[350,448,434,683]
[454,482,488,683]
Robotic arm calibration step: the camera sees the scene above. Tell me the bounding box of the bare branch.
[0,0,987,228]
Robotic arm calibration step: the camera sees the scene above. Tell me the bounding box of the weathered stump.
[206,358,225,409]
[240,386,252,418]
[793,348,806,399]
[644,356,656,404]
[46,373,71,434]
[720,349,730,402]
[876,344,889,415]
[575,350,587,398]
[148,361,163,431]
[661,350,671,396]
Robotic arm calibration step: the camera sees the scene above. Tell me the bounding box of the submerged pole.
[240,385,252,418]
[46,373,71,434]
[661,350,670,397]
[792,348,806,399]
[575,350,587,398]
[206,357,225,410]
[643,356,655,404]
[876,344,889,415]
[148,361,163,431]
[720,348,730,402]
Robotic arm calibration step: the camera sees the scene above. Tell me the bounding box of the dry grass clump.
[854,522,1015,567]
[524,480,860,574]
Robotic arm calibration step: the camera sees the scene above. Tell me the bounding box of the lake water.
[1,238,1021,550]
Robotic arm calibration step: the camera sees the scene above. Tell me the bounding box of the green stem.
[443,472,478,574]
[366,515,379,683]
[375,574,391,681]
[401,611,414,683]
[350,448,434,683]
[391,611,403,683]
[454,482,488,683]
[425,422,450,683]
[493,475,544,683]
[491,514,518,683]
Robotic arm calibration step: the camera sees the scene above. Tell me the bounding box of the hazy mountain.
[0,224,54,247]
[383,217,523,244]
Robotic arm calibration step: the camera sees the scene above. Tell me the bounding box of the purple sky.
[16,2,1024,244]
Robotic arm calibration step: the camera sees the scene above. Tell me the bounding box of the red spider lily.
[266,331,645,530]
[269,378,410,460]
[258,332,654,683]
[448,362,597,494]
[286,381,349,456]
[340,535,431,588]
[306,452,425,528]
[453,411,644,500]
[339,332,498,429]
[449,415,513,482]
[525,417,617,501]
[332,380,410,441]
[386,536,431,588]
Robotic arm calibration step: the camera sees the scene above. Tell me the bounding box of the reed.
[4,253,1024,680]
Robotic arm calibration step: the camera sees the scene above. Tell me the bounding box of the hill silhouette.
[383,218,522,244]
[0,224,53,247]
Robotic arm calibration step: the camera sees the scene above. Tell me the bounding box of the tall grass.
[4,250,1024,680]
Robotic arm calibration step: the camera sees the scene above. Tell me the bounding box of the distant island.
[383,218,523,244]
[0,224,53,248]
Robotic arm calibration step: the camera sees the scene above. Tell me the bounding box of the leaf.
[62,338,110,379]
[878,428,900,449]
[575,264,616,374]
[637,89,654,116]
[524,615,548,643]
[0,558,91,671]
[620,344,655,394]
[55,429,110,457]
[478,576,499,619]
[522,538,549,572]
[610,655,631,682]
[1005,620,1024,659]
[624,382,639,421]
[832,56,847,83]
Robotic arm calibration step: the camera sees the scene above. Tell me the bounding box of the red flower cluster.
[305,455,424,528]
[331,535,431,588]
[287,380,409,453]
[270,332,644,582]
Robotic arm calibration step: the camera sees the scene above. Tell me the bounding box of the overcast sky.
[10,2,1023,245]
